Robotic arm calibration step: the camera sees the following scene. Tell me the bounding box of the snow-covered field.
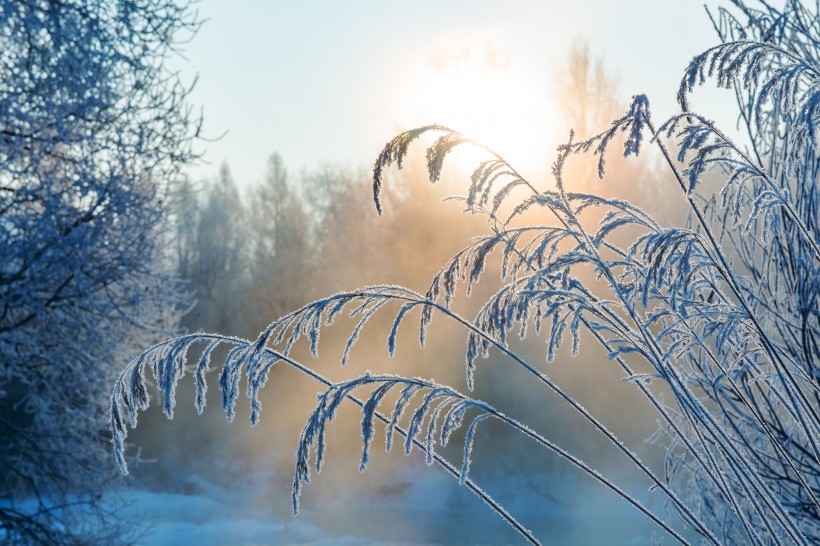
[117,464,669,545]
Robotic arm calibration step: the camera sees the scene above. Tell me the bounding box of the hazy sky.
[176,1,726,187]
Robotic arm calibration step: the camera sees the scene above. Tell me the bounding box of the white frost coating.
[0,0,198,542]
[111,1,820,544]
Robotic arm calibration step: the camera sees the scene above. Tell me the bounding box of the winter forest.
[2,0,820,544]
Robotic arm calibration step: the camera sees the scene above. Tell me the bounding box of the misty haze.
[2,1,818,545]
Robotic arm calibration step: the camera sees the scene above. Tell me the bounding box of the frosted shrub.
[0,0,198,543]
[111,1,819,544]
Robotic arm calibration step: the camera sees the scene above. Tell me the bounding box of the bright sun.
[395,37,555,181]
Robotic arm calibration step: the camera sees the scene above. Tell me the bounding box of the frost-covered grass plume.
[110,1,819,544]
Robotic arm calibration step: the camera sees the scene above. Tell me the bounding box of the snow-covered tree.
[0,1,198,543]
[177,165,249,334]
[111,1,819,544]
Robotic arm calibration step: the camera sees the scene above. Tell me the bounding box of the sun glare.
[395,36,555,181]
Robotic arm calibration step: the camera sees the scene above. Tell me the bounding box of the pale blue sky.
[176,1,728,186]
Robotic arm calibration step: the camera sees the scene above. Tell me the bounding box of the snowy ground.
[116,464,673,545]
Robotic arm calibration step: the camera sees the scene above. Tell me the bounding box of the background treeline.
[133,151,491,483]
[129,43,683,538]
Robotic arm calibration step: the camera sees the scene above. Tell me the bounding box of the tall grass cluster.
[110,1,819,543]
